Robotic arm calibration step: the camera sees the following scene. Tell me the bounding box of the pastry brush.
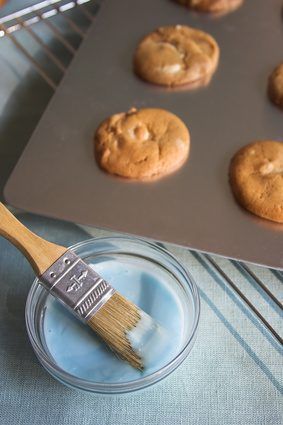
[0,203,163,370]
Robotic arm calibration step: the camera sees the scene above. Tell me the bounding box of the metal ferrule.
[40,251,115,321]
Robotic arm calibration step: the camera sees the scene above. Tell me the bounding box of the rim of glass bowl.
[25,236,200,394]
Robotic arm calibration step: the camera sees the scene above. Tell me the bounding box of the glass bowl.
[25,236,200,394]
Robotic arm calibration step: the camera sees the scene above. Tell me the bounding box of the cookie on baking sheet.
[268,63,283,110]
[177,0,243,14]
[134,25,219,88]
[94,108,190,181]
[229,141,283,223]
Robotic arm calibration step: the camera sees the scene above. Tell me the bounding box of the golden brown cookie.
[94,108,190,181]
[268,64,283,110]
[229,141,283,223]
[134,25,219,88]
[177,0,243,14]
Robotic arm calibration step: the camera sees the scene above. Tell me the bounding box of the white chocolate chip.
[157,41,185,59]
[160,64,182,74]
[259,162,274,175]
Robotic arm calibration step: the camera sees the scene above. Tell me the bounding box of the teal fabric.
[0,1,282,423]
[0,213,282,425]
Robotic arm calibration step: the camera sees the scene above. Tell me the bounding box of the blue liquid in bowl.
[42,257,188,383]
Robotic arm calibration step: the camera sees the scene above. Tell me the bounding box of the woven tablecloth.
[0,1,282,423]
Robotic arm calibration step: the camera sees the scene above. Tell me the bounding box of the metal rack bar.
[203,253,283,346]
[0,22,57,89]
[236,261,282,310]
[35,11,76,54]
[76,2,95,21]
[16,17,66,73]
[54,6,86,37]
[271,269,283,283]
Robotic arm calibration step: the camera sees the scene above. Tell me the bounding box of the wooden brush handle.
[0,203,66,276]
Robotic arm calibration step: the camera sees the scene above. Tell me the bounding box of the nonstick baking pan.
[5,0,283,269]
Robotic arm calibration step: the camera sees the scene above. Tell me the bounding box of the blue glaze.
[42,258,187,383]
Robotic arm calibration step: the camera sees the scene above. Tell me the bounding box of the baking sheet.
[4,0,283,269]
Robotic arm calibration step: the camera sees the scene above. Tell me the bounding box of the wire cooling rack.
[0,0,96,89]
[0,0,282,347]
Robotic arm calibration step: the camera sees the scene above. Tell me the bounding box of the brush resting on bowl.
[26,237,200,393]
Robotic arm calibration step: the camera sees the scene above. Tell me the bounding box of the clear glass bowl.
[25,236,200,394]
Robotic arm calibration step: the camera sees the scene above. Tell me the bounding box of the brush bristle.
[87,292,143,370]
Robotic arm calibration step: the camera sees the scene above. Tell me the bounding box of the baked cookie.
[95,108,190,181]
[268,63,283,109]
[134,25,219,87]
[229,141,283,223]
[177,0,243,14]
